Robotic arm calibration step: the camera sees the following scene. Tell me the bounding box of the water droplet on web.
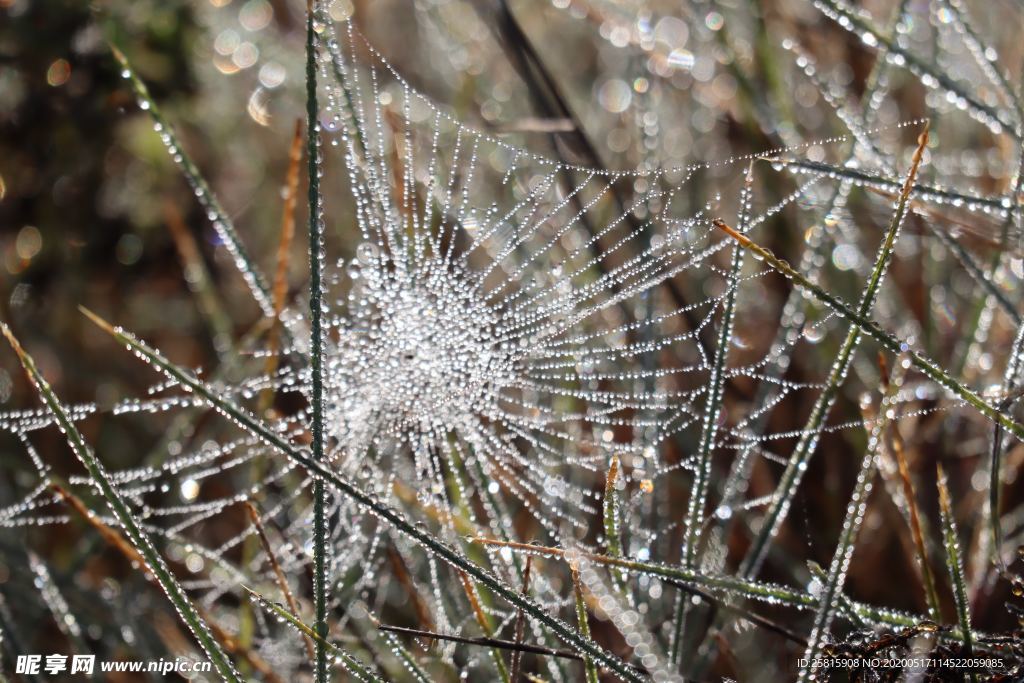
[803,324,825,343]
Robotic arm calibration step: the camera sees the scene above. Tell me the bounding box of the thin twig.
[245,501,315,659]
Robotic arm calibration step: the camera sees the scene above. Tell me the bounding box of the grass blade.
[813,0,1016,135]
[458,571,512,683]
[888,411,943,620]
[378,629,432,683]
[769,157,1013,218]
[263,118,305,395]
[78,309,646,682]
[163,201,234,360]
[304,2,330,681]
[935,0,1024,122]
[673,164,752,665]
[0,325,242,683]
[694,13,908,666]
[936,464,977,682]
[50,483,281,683]
[983,136,1024,568]
[926,220,1021,326]
[806,562,866,630]
[510,556,533,683]
[374,622,585,663]
[240,118,305,656]
[471,538,989,647]
[245,501,315,659]
[684,165,751,569]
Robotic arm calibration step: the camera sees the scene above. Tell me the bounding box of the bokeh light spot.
[46,58,70,87]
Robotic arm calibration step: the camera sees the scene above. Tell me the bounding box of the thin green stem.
[989,142,1024,566]
[305,4,329,681]
[768,158,1012,218]
[571,567,600,683]
[672,164,751,665]
[806,562,867,630]
[703,4,906,624]
[379,630,432,683]
[321,27,369,161]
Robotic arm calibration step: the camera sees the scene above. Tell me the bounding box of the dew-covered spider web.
[2,1,1024,680]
